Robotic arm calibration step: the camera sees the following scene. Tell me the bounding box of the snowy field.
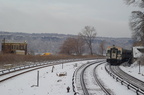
[0,60,95,95]
[0,59,143,95]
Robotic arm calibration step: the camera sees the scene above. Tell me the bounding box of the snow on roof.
[133,46,144,58]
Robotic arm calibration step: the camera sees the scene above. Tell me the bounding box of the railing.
[0,59,83,76]
[72,70,79,95]
[105,64,144,95]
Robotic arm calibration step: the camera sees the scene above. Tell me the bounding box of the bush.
[0,54,103,69]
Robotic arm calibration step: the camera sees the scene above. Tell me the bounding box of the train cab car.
[106,45,132,65]
[106,45,122,64]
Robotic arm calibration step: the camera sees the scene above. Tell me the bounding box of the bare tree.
[125,0,144,46]
[125,0,144,8]
[99,40,106,55]
[59,38,74,55]
[73,36,85,55]
[130,11,144,45]
[79,26,97,55]
[59,37,85,55]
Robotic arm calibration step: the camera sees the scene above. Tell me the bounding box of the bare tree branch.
[125,0,135,5]
[129,11,144,45]
[79,26,97,55]
[125,0,144,8]
[59,37,85,55]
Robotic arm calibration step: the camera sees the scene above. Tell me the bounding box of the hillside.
[0,31,133,54]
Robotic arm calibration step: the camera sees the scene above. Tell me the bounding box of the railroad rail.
[80,63,90,95]
[0,59,81,75]
[93,63,111,95]
[74,60,112,95]
[105,63,144,95]
[0,59,86,83]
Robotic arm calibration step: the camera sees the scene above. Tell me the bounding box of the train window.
[107,50,110,53]
[118,50,121,54]
[112,50,116,53]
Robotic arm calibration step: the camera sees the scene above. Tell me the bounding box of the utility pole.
[62,63,63,69]
[37,71,39,87]
[51,66,54,72]
[2,38,6,54]
[138,61,141,74]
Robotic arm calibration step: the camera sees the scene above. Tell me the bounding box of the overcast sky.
[0,0,137,37]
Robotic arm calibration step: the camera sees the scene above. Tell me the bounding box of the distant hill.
[0,31,133,55]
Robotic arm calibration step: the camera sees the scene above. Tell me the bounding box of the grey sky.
[0,0,137,37]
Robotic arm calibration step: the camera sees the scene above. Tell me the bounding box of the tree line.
[59,26,105,56]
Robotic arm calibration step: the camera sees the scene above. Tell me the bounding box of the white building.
[133,46,144,59]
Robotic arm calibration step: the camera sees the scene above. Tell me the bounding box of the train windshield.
[112,50,116,53]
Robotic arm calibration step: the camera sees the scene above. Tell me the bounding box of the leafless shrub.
[59,37,85,55]
[98,40,106,55]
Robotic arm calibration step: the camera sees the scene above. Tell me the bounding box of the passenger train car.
[106,45,132,65]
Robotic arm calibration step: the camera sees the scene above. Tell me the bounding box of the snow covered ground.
[97,63,134,95]
[0,60,95,95]
[0,59,143,95]
[120,61,144,82]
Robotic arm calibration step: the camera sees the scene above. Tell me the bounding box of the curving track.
[75,60,112,95]
[0,59,83,83]
[93,63,111,95]
[105,63,144,94]
[0,63,53,82]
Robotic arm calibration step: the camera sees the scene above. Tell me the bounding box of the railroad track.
[0,63,53,82]
[0,59,85,83]
[105,63,144,95]
[93,63,111,95]
[74,60,112,95]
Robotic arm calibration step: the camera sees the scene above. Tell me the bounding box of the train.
[106,45,132,65]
